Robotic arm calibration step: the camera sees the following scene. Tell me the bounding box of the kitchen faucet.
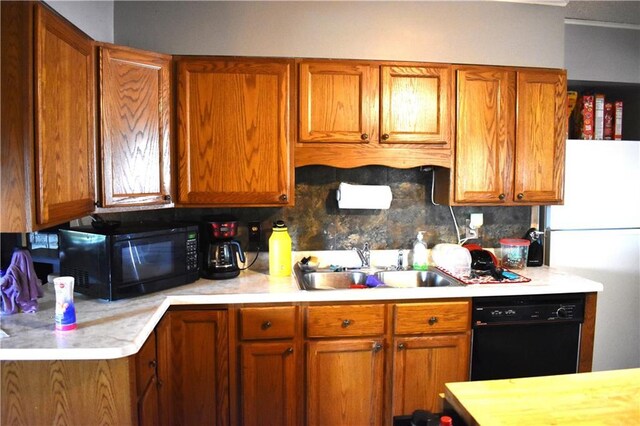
[353,242,370,269]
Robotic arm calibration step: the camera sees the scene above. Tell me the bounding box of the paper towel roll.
[336,183,393,209]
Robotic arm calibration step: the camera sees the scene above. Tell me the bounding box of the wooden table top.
[445,368,640,426]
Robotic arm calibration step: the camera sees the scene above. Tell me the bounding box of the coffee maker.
[201,215,246,279]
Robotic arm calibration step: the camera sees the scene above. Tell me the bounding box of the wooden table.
[445,369,640,425]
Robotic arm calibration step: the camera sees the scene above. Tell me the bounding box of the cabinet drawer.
[307,304,385,338]
[239,306,297,340]
[394,302,469,334]
[135,331,157,395]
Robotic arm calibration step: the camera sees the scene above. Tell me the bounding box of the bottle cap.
[273,220,287,229]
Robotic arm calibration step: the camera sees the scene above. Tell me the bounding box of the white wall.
[47,0,114,43]
[114,1,565,68]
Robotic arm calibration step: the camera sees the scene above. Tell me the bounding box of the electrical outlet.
[248,222,261,248]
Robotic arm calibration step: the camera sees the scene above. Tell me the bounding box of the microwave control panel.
[186,231,199,272]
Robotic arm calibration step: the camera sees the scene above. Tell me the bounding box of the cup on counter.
[53,276,77,331]
[499,238,530,270]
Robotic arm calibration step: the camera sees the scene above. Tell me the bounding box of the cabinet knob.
[261,320,272,330]
[498,193,505,201]
[517,193,524,200]
[397,343,406,350]
[285,347,294,355]
[381,133,390,141]
[361,133,369,141]
[373,342,383,353]
[341,319,352,328]
[149,360,157,369]
[428,316,438,326]
[279,194,288,203]
[94,200,103,208]
[163,194,172,201]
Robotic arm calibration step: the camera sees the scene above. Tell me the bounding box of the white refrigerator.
[545,139,640,371]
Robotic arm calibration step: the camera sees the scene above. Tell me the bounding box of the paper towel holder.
[336,182,393,210]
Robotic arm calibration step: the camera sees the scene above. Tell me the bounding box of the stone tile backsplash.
[101,166,533,250]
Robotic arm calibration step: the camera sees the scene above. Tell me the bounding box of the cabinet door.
[239,342,298,426]
[392,334,470,416]
[138,375,160,426]
[34,4,96,226]
[99,45,172,207]
[299,61,377,143]
[156,310,229,426]
[307,339,384,426]
[177,58,292,206]
[380,65,450,145]
[514,69,566,203]
[454,67,515,204]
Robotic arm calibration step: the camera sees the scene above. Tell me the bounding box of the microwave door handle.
[126,241,141,281]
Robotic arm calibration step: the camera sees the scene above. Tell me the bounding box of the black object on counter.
[523,227,543,267]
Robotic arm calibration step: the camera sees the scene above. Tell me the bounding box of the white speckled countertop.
[0,251,603,361]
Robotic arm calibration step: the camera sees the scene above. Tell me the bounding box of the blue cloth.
[1,249,43,314]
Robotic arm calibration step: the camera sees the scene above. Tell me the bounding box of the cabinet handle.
[498,193,505,201]
[261,320,272,330]
[279,194,288,203]
[163,194,172,201]
[373,342,383,353]
[517,193,524,200]
[381,133,390,140]
[149,360,157,369]
[342,319,352,328]
[285,347,294,355]
[428,316,438,326]
[361,133,369,141]
[397,343,406,350]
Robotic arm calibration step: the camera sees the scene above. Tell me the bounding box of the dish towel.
[1,249,44,314]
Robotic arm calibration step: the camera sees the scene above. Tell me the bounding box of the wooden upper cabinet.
[176,57,293,206]
[436,65,566,206]
[34,4,96,226]
[99,44,172,208]
[453,67,516,204]
[296,60,452,169]
[514,69,566,203]
[380,65,450,145]
[299,62,377,143]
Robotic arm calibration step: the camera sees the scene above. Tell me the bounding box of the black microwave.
[59,223,199,300]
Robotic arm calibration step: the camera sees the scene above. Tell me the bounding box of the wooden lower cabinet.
[239,342,299,426]
[156,309,230,426]
[392,334,470,416]
[307,339,385,426]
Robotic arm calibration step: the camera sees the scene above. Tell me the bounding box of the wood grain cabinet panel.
[298,61,377,143]
[306,304,385,338]
[296,60,452,169]
[514,69,567,203]
[176,58,293,206]
[99,44,172,208]
[1,2,97,231]
[239,306,297,340]
[156,310,230,426]
[239,342,299,426]
[394,301,470,335]
[381,65,450,145]
[453,67,516,204]
[307,339,385,426]
[392,334,470,415]
[436,65,566,206]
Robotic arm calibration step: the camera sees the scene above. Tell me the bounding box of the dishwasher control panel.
[472,293,585,326]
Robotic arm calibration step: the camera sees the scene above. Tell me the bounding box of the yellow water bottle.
[269,220,292,277]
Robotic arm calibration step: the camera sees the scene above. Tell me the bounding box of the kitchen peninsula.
[1,256,603,426]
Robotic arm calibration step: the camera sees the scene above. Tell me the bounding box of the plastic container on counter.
[499,238,530,269]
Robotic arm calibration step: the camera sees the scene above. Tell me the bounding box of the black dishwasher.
[471,293,585,381]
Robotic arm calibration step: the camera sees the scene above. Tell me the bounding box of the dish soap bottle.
[412,231,428,271]
[269,220,292,277]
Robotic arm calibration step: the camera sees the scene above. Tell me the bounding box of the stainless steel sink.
[298,271,369,290]
[374,270,458,288]
[294,263,461,290]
